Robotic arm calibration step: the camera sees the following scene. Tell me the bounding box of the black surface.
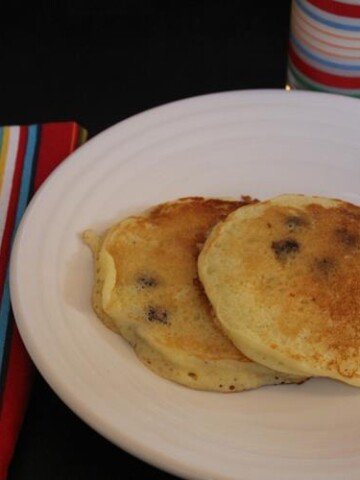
[4,2,291,479]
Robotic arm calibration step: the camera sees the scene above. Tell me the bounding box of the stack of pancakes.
[83,194,360,392]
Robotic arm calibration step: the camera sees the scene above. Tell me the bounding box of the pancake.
[198,194,360,386]
[83,197,303,392]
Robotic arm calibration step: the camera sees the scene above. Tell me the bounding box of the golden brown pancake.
[83,197,304,392]
[198,194,360,386]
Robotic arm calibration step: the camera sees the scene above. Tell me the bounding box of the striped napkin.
[288,0,360,96]
[0,123,87,479]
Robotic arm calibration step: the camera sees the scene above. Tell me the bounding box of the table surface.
[3,2,291,478]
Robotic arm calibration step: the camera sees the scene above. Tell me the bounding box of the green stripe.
[288,61,360,98]
[288,62,330,92]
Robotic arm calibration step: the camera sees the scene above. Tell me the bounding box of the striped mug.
[288,0,360,97]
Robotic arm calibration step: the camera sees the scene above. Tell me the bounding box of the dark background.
[3,1,291,478]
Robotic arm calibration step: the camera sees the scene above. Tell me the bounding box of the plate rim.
[9,88,360,480]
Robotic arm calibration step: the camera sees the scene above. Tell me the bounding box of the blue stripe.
[0,125,39,377]
[296,0,360,32]
[291,34,360,71]
[13,126,39,230]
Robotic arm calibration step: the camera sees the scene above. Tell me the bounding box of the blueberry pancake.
[199,194,360,386]
[83,197,304,392]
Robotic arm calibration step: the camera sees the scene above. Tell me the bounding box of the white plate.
[10,90,360,480]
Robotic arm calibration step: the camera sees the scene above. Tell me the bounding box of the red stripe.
[33,122,79,190]
[295,3,360,40]
[0,122,85,480]
[308,0,360,18]
[0,326,33,480]
[0,128,28,298]
[289,42,360,88]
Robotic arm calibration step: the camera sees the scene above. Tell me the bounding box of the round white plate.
[10,90,360,480]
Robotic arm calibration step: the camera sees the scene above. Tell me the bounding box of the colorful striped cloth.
[288,0,360,96]
[0,123,87,479]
